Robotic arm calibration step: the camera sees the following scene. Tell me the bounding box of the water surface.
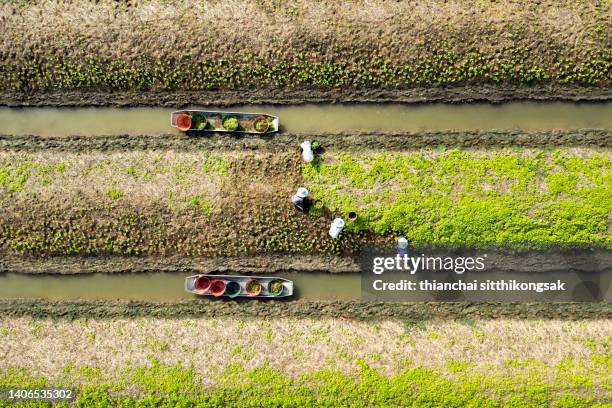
[1,102,610,136]
[0,272,361,301]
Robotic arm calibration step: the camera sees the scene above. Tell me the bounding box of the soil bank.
[1,130,610,153]
[0,299,608,320]
[2,87,611,107]
[2,0,610,102]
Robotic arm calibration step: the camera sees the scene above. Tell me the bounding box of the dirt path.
[2,87,610,107]
[2,249,609,275]
[1,130,610,152]
[0,254,359,275]
[1,298,608,320]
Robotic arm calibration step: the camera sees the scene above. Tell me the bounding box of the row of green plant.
[0,159,65,193]
[0,149,612,256]
[2,47,609,92]
[302,149,611,245]
[1,350,610,408]
[1,149,610,257]
[0,196,361,256]
[0,153,229,212]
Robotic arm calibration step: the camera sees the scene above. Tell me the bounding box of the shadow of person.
[431,273,467,301]
[571,280,603,302]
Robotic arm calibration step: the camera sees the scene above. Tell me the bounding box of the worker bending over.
[291,187,312,212]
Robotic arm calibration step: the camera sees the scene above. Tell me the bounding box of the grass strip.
[303,149,611,245]
[0,148,609,257]
[1,0,610,94]
[1,354,610,407]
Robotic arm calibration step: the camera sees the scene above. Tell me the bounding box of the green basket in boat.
[192,114,207,130]
[222,116,239,131]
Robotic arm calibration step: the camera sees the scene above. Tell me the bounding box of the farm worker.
[300,140,314,162]
[397,232,410,257]
[329,218,345,239]
[291,187,310,212]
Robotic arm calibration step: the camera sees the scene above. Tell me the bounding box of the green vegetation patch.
[0,152,230,212]
[303,149,612,245]
[2,50,609,93]
[0,158,61,192]
[1,149,610,257]
[1,0,610,94]
[1,348,610,407]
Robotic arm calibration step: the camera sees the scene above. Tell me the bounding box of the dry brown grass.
[0,150,236,210]
[0,0,608,89]
[0,316,609,388]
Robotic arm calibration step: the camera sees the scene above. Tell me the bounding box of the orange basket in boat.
[176,113,192,131]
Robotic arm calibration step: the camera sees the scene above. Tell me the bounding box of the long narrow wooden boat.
[185,274,293,298]
[171,110,279,134]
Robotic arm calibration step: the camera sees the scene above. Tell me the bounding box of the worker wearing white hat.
[397,232,410,257]
[291,187,310,212]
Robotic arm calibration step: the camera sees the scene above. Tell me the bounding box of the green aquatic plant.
[222,116,239,131]
[268,280,283,295]
[192,114,207,130]
[253,117,269,133]
[246,279,262,295]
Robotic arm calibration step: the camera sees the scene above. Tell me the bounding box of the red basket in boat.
[176,113,192,131]
[210,279,226,297]
[194,276,211,292]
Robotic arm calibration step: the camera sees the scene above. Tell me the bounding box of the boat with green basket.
[171,110,279,134]
[185,274,293,298]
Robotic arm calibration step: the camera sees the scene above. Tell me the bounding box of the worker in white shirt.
[291,187,310,212]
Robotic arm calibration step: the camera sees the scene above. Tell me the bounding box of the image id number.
[2,388,75,401]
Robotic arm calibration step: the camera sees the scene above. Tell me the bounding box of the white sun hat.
[397,236,409,249]
[329,217,345,239]
[297,187,309,198]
